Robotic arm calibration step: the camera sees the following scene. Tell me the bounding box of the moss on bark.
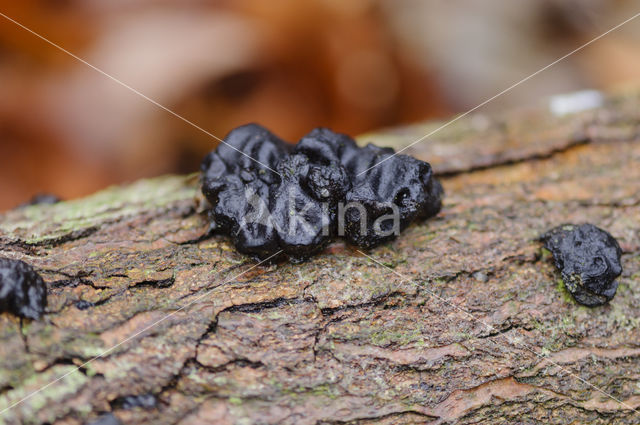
[1,90,639,425]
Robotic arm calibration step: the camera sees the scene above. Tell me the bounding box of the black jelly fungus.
[75,300,94,310]
[201,124,443,262]
[541,223,622,307]
[87,413,122,425]
[120,394,157,409]
[19,193,62,208]
[0,258,47,319]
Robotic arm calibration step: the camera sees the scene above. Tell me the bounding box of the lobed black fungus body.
[75,300,95,310]
[201,124,443,262]
[541,223,622,307]
[119,394,157,410]
[0,258,47,319]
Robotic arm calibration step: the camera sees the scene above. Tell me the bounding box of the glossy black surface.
[542,223,622,306]
[120,394,157,410]
[0,258,47,319]
[201,124,443,262]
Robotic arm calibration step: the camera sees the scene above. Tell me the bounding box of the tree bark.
[1,90,639,425]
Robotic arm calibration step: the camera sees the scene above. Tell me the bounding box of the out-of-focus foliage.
[0,0,639,209]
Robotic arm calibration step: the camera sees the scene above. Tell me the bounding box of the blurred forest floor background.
[1,0,640,210]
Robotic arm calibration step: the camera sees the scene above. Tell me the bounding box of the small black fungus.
[541,223,622,307]
[119,394,157,410]
[0,258,47,319]
[201,124,443,262]
[19,193,62,208]
[75,300,95,310]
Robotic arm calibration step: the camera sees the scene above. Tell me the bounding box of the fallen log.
[0,89,639,425]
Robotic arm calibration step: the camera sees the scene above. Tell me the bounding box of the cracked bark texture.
[1,90,640,425]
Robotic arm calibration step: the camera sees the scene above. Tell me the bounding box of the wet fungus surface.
[541,223,623,307]
[201,124,443,262]
[118,394,157,410]
[0,257,47,319]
